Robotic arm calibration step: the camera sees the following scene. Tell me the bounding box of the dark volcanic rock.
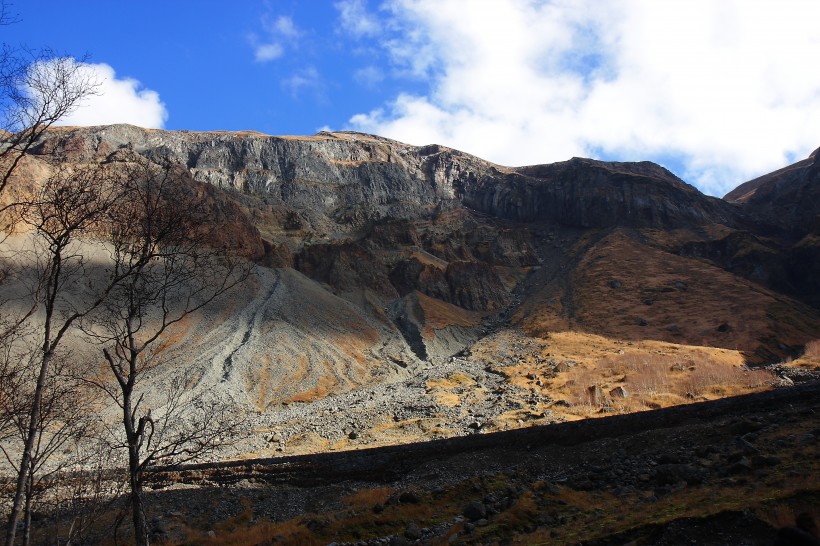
[294,241,396,298]
[445,261,509,311]
[463,501,488,521]
[389,258,449,300]
[725,146,820,240]
[458,157,736,229]
[724,147,820,307]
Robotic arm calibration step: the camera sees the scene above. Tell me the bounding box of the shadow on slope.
[515,228,820,365]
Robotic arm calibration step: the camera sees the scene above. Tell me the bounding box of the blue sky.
[4,0,819,196]
[2,1,411,134]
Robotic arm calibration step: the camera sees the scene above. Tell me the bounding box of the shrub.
[804,339,820,358]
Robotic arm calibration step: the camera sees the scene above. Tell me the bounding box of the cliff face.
[725,147,820,239]
[459,157,736,228]
[15,124,820,418]
[723,147,820,307]
[32,125,738,235]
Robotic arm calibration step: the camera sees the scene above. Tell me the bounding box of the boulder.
[463,501,488,521]
[609,386,628,398]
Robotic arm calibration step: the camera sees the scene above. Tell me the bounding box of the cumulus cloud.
[344,0,820,196]
[250,15,302,63]
[41,60,167,128]
[272,15,302,39]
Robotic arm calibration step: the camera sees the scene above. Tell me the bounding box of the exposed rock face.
[444,261,509,311]
[459,157,736,228]
[388,259,508,312]
[389,258,449,301]
[388,291,483,361]
[723,147,820,307]
[13,124,820,418]
[32,125,737,236]
[724,146,820,239]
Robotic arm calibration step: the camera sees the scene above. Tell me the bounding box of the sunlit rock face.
[13,125,818,443]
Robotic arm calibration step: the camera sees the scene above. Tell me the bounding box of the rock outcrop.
[724,147,820,307]
[31,125,739,237]
[724,146,820,240]
[460,157,737,228]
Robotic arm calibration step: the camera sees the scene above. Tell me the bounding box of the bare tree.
[2,160,136,545]
[0,0,18,26]
[1,8,102,541]
[1,52,97,207]
[82,154,249,546]
[1,349,97,546]
[1,0,98,233]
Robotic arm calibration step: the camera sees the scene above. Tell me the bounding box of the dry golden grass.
[805,339,820,357]
[781,338,820,370]
[426,371,476,407]
[342,487,394,511]
[282,373,340,405]
[471,330,775,422]
[641,223,735,248]
[555,337,772,417]
[518,230,820,364]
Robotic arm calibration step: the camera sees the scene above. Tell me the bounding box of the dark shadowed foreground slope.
[23,381,819,544]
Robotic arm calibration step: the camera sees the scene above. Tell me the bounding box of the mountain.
[7,125,819,458]
[724,146,820,238]
[725,147,820,307]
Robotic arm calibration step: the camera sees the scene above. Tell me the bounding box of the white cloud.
[346,0,820,196]
[250,15,302,63]
[335,0,381,38]
[272,15,302,39]
[42,60,167,128]
[254,43,284,62]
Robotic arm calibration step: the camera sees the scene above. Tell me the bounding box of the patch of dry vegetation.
[471,330,775,424]
[552,337,772,418]
[426,371,476,407]
[517,230,820,363]
[797,339,820,369]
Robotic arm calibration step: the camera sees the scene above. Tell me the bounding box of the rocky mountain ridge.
[7,124,820,457]
[32,125,738,234]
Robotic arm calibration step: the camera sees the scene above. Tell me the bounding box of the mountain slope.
[3,124,817,459]
[724,147,820,307]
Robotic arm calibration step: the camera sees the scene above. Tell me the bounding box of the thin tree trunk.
[22,471,33,546]
[5,350,52,546]
[129,467,149,546]
[124,388,149,546]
